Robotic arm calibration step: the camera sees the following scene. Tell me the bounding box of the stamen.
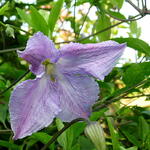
[42,59,56,82]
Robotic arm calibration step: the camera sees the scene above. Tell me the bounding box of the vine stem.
[0,70,30,95]
[93,78,150,111]
[0,13,147,53]
[0,21,31,35]
[40,118,85,150]
[78,5,92,36]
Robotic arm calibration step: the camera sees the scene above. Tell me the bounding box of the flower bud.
[84,122,106,150]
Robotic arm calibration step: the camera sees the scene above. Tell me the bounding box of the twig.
[126,0,142,14]
[142,0,145,9]
[0,70,30,95]
[0,21,31,35]
[41,118,85,150]
[73,0,76,37]
[107,12,143,21]
[78,5,92,36]
[123,94,150,99]
[93,78,149,111]
[1,28,5,49]
[0,130,11,133]
[0,14,146,53]
[0,47,25,54]
[144,0,147,9]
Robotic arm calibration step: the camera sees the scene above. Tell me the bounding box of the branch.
[0,47,25,54]
[126,0,142,14]
[41,118,85,150]
[0,21,31,35]
[107,12,143,21]
[0,70,30,95]
[75,14,143,42]
[124,94,150,99]
[78,5,92,36]
[0,130,11,133]
[93,78,150,111]
[73,0,77,37]
[0,13,147,53]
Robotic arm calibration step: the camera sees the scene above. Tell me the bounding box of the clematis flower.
[9,32,126,140]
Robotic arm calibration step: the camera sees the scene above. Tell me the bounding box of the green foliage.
[110,0,124,9]
[16,8,33,26]
[129,21,141,38]
[113,38,150,56]
[108,11,126,20]
[95,13,111,41]
[0,0,150,150]
[0,140,21,150]
[30,6,49,35]
[0,2,10,15]
[123,62,150,86]
[107,117,120,150]
[48,0,64,37]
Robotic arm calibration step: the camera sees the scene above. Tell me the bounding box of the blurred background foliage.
[0,0,150,150]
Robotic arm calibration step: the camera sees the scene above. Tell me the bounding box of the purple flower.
[9,32,126,140]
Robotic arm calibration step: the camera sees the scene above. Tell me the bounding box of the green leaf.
[0,2,9,15]
[138,116,150,142]
[108,11,126,20]
[107,117,120,150]
[95,13,111,41]
[48,0,64,36]
[126,146,138,150]
[113,38,150,56]
[120,124,140,147]
[123,62,150,86]
[30,6,49,35]
[71,122,86,139]
[16,8,32,26]
[31,132,52,149]
[130,21,138,34]
[72,144,80,150]
[110,0,124,9]
[0,140,21,150]
[0,104,7,127]
[5,24,15,38]
[78,136,95,150]
[56,119,68,149]
[90,108,108,121]
[129,21,141,38]
[56,118,73,150]
[31,132,52,144]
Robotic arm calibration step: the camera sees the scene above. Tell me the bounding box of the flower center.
[42,59,56,82]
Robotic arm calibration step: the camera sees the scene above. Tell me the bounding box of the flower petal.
[18,32,60,75]
[56,73,99,122]
[9,75,61,139]
[58,41,126,80]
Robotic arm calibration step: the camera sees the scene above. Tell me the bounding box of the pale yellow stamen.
[42,59,56,82]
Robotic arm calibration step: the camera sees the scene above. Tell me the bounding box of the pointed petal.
[18,32,60,75]
[56,73,99,122]
[58,41,126,80]
[9,75,61,139]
